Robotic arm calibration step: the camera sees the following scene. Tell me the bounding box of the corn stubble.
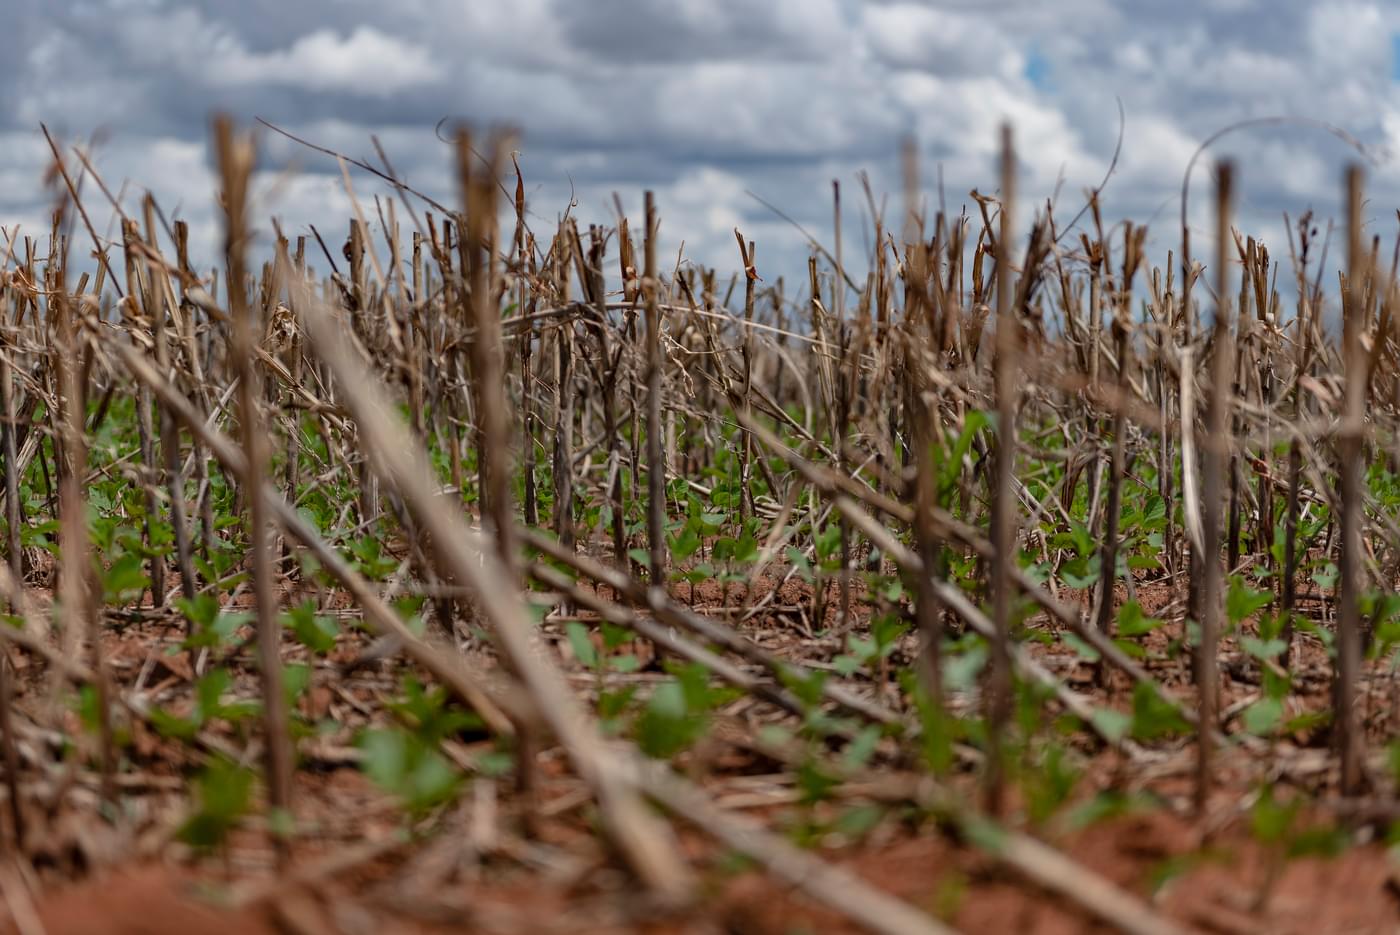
[0,114,1387,933]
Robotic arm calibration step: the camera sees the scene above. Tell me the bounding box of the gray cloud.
[555,0,849,64]
[6,0,1400,284]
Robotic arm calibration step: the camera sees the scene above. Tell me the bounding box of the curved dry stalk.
[292,265,694,902]
[1177,343,1206,568]
[632,757,960,935]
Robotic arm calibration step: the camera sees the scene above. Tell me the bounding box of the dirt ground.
[4,570,1400,934]
[22,809,1399,934]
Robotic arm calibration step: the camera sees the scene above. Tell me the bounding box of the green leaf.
[284,601,339,654]
[1311,563,1338,591]
[1060,554,1100,590]
[1286,826,1349,859]
[1061,791,1156,831]
[1062,633,1101,662]
[564,622,598,669]
[195,668,232,723]
[1117,600,1162,637]
[1226,576,1272,625]
[1282,709,1330,734]
[283,663,311,706]
[176,593,221,630]
[960,814,1008,854]
[180,599,251,650]
[75,684,108,736]
[777,667,829,709]
[1241,636,1287,661]
[147,706,199,741]
[1242,697,1284,735]
[943,642,988,693]
[1112,638,1148,660]
[358,727,463,814]
[815,524,842,560]
[870,614,908,650]
[831,804,884,839]
[349,535,398,578]
[360,729,407,790]
[842,725,882,770]
[177,757,255,852]
[1130,683,1190,741]
[669,527,701,561]
[598,686,637,721]
[101,553,150,604]
[1251,786,1299,845]
[796,759,839,804]
[847,635,878,664]
[1091,708,1132,743]
[601,621,632,651]
[734,534,759,564]
[1026,743,1081,824]
[636,680,708,759]
[832,654,861,677]
[475,750,516,778]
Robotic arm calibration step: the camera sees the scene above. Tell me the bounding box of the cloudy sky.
[7,0,1400,291]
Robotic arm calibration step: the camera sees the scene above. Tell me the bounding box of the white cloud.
[210,26,444,95]
[6,0,1400,288]
[651,60,896,158]
[1305,3,1390,73]
[863,4,1023,80]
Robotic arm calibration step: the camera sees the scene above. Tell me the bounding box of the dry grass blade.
[991,832,1189,935]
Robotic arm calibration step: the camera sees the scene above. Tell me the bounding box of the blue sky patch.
[1025,46,1052,89]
